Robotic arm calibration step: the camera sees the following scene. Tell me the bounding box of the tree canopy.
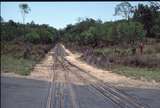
[19,3,31,24]
[114,2,134,20]
[1,20,58,44]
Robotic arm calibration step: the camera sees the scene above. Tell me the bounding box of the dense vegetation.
[1,2,160,81]
[61,2,160,47]
[61,19,146,47]
[1,20,58,75]
[60,2,160,81]
[1,20,58,44]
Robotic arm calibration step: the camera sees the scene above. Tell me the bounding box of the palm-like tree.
[19,3,31,24]
[114,2,133,21]
[19,3,31,58]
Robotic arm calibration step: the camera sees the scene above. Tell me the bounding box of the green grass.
[110,65,160,82]
[1,54,36,75]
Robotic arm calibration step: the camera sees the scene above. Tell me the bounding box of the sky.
[1,2,149,29]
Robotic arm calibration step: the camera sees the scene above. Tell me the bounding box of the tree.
[18,3,31,38]
[31,20,35,25]
[8,20,16,26]
[19,3,31,58]
[133,3,159,37]
[107,24,119,43]
[19,3,31,24]
[25,31,40,44]
[151,25,160,38]
[19,3,31,37]
[114,2,134,20]
[1,20,57,42]
[116,21,146,44]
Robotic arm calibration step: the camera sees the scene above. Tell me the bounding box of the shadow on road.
[1,76,160,108]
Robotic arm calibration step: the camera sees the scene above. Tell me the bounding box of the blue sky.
[1,2,149,29]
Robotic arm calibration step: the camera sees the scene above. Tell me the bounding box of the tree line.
[60,2,160,48]
[1,3,58,45]
[1,20,58,44]
[1,2,160,47]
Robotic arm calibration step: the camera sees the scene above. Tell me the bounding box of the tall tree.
[19,3,31,25]
[133,3,159,37]
[114,2,134,20]
[19,3,31,58]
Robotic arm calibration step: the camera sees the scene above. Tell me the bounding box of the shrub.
[39,30,53,43]
[123,54,160,68]
[25,31,40,44]
[151,24,160,38]
[116,21,146,43]
[154,43,160,53]
[144,45,156,54]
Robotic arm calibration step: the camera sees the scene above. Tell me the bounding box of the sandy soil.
[28,51,54,81]
[61,44,160,89]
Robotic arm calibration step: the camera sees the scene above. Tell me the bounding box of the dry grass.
[65,41,160,82]
[62,44,160,88]
[1,41,52,75]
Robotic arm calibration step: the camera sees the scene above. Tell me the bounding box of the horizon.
[1,1,149,29]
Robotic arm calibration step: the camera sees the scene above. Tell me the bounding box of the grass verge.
[1,54,36,75]
[1,41,52,76]
[110,65,160,82]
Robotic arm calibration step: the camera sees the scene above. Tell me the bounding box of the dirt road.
[1,43,160,108]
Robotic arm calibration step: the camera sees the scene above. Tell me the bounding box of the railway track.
[45,45,148,108]
[45,51,57,108]
[57,55,148,108]
[57,56,80,108]
[45,49,79,108]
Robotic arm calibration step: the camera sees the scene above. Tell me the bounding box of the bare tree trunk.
[22,14,30,59]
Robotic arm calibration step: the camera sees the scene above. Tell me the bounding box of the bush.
[123,54,160,68]
[1,21,57,44]
[107,24,118,42]
[25,31,40,44]
[144,43,160,54]
[61,19,148,46]
[39,30,54,43]
[116,21,146,42]
[154,43,160,53]
[151,24,160,38]
[144,45,156,54]
[104,21,146,44]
